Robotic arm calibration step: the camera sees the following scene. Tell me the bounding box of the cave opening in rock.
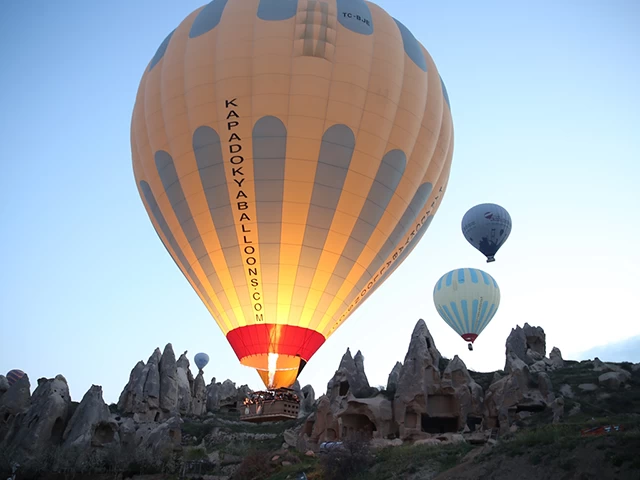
[325,428,337,441]
[340,414,376,439]
[466,416,483,432]
[404,410,419,429]
[221,404,238,413]
[303,419,314,436]
[93,422,115,445]
[51,417,65,445]
[516,404,546,413]
[339,381,350,396]
[421,415,458,434]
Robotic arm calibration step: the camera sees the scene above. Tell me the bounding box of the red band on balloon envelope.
[226,325,326,361]
[462,333,478,343]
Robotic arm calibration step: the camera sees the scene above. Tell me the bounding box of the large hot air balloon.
[131,0,454,390]
[461,203,511,262]
[433,268,500,350]
[194,352,210,371]
[6,369,25,387]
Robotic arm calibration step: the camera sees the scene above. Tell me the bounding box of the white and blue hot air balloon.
[194,352,210,372]
[433,268,500,351]
[461,203,512,262]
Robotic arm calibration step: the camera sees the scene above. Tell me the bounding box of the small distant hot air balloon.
[433,268,500,351]
[6,369,25,387]
[461,204,511,262]
[194,352,210,372]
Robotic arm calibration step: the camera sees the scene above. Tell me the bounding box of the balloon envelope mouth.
[226,324,325,389]
[461,333,478,343]
[240,353,304,389]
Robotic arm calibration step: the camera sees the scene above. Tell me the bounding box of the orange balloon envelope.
[131,0,454,389]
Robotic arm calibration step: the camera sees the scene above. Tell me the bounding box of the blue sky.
[1,0,639,404]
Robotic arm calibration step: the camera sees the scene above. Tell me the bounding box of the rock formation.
[1,319,606,474]
[307,395,340,445]
[116,348,162,421]
[548,347,564,368]
[301,319,560,446]
[505,323,545,366]
[0,373,31,424]
[159,343,179,413]
[504,324,565,374]
[62,385,115,450]
[293,381,316,419]
[7,375,72,458]
[176,352,193,415]
[0,343,226,473]
[191,372,207,416]
[393,319,443,440]
[441,356,484,430]
[386,362,403,392]
[116,344,251,422]
[484,348,557,434]
[0,375,9,399]
[327,348,371,405]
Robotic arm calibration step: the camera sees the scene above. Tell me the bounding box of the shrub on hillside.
[232,449,274,480]
[320,432,373,480]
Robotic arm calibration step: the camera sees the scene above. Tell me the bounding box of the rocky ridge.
[1,320,638,479]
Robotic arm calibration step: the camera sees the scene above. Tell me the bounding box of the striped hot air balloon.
[6,369,25,387]
[131,0,454,389]
[433,268,500,350]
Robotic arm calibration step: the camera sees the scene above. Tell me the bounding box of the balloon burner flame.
[268,353,279,388]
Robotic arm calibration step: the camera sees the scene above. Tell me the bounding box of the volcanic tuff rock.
[327,347,371,407]
[393,319,442,439]
[387,361,403,391]
[0,343,242,472]
[176,352,193,415]
[302,319,560,445]
[0,375,9,399]
[191,372,207,416]
[1,374,72,458]
[62,385,115,450]
[293,380,316,419]
[159,343,179,413]
[2,321,610,476]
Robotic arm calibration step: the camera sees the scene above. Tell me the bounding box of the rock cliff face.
[0,342,317,473]
[504,323,564,372]
[299,319,565,447]
[2,320,608,474]
[326,348,371,405]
